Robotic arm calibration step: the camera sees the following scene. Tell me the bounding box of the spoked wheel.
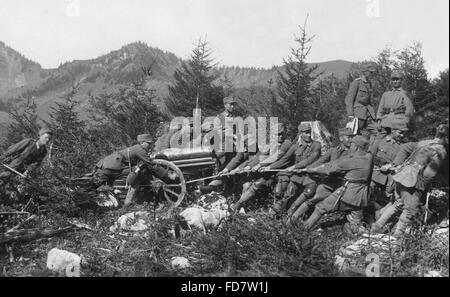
[150,159,187,208]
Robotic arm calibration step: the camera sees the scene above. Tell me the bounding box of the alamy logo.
[65,0,81,18]
[365,253,380,277]
[365,0,380,18]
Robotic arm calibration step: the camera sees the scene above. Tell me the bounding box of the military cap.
[298,122,312,132]
[361,62,377,73]
[137,134,154,143]
[351,135,370,150]
[391,70,403,79]
[338,127,354,136]
[39,127,52,136]
[223,96,237,105]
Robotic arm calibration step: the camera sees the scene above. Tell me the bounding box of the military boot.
[303,209,322,231]
[372,201,402,233]
[290,203,309,222]
[286,194,308,217]
[232,187,256,214]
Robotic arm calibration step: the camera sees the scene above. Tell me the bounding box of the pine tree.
[165,38,224,117]
[88,65,163,146]
[276,17,319,136]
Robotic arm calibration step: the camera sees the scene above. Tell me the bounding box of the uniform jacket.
[246,139,292,168]
[393,139,447,190]
[345,76,376,120]
[96,144,152,171]
[376,88,414,127]
[314,150,373,207]
[1,138,47,173]
[270,138,321,185]
[369,136,401,185]
[303,143,351,186]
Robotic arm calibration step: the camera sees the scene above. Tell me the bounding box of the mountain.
[0,41,355,124]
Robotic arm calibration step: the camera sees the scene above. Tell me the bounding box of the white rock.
[334,255,347,271]
[171,257,191,269]
[179,206,229,233]
[96,193,119,208]
[425,270,443,277]
[110,211,151,232]
[47,248,81,277]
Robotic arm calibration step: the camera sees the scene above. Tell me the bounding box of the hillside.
[0,41,354,123]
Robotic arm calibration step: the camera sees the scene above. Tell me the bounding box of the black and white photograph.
[0,0,448,283]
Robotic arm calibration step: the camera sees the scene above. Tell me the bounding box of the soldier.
[369,120,408,209]
[370,124,448,236]
[376,70,414,130]
[92,134,168,191]
[286,127,354,225]
[205,96,239,191]
[345,62,377,135]
[231,123,292,212]
[264,123,321,214]
[302,136,373,235]
[215,95,238,170]
[0,128,53,184]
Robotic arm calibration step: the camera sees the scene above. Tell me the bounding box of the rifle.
[1,164,27,179]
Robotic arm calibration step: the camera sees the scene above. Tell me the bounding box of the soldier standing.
[345,62,377,136]
[376,70,415,130]
[302,136,373,235]
[205,96,239,191]
[0,128,53,184]
[286,127,354,225]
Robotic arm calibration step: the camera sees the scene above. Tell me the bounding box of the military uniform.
[269,125,321,212]
[0,128,52,181]
[287,135,353,223]
[377,88,414,129]
[232,124,292,211]
[345,76,376,133]
[372,133,448,236]
[214,96,238,171]
[369,135,401,191]
[303,136,373,232]
[377,70,414,129]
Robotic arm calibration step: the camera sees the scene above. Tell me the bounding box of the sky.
[0,0,448,78]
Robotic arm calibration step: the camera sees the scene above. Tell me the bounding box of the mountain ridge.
[0,41,355,124]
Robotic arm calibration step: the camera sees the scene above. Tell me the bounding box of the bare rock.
[46,248,81,277]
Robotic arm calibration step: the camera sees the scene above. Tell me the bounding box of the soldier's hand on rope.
[251,165,261,172]
[258,166,269,172]
[218,169,229,176]
[380,163,394,172]
[286,166,295,172]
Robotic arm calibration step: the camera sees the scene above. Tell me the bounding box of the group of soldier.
[0,61,448,238]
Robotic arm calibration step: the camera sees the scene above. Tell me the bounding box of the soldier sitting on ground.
[231,123,292,213]
[264,122,321,215]
[301,136,373,236]
[371,124,448,236]
[0,128,53,187]
[286,127,354,226]
[369,120,408,214]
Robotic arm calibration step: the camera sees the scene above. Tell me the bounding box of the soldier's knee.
[303,184,317,199]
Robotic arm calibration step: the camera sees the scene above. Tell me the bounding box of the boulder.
[46,248,81,277]
[171,256,191,269]
[110,211,152,232]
